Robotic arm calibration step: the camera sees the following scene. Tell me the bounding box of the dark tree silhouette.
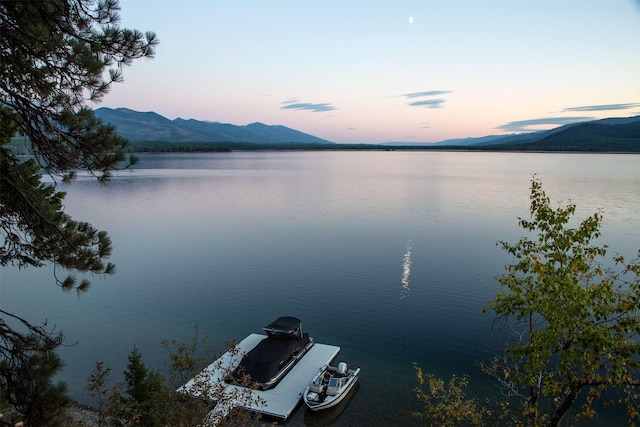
[0,0,156,422]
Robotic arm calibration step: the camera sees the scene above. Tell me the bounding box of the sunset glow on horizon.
[98,0,640,143]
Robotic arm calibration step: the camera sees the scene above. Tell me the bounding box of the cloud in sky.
[408,99,447,108]
[562,103,640,112]
[403,90,451,109]
[404,90,451,98]
[281,99,336,113]
[497,116,594,133]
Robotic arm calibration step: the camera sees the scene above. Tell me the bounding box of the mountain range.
[95,107,640,151]
[427,115,640,151]
[94,107,333,145]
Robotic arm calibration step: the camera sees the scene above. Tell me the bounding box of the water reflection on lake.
[401,241,412,299]
[2,151,639,425]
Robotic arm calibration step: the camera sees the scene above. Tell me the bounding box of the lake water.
[2,151,639,425]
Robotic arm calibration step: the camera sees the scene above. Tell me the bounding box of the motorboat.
[229,316,313,390]
[303,362,360,411]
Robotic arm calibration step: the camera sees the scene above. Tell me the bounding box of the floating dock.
[179,333,340,423]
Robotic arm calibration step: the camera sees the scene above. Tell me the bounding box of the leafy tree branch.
[416,177,640,426]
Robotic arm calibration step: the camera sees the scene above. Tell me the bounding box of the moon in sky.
[409,16,414,24]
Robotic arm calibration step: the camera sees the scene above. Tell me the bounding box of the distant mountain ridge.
[386,115,640,151]
[94,107,334,145]
[95,107,640,151]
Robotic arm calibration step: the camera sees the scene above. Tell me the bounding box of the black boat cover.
[232,316,311,386]
[263,316,304,338]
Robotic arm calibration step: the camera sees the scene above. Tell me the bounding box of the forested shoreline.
[8,137,640,154]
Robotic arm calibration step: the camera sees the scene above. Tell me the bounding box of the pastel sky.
[98,0,640,143]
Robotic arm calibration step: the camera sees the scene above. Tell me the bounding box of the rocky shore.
[66,402,102,427]
[1,402,102,427]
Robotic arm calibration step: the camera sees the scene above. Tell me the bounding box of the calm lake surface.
[2,151,639,425]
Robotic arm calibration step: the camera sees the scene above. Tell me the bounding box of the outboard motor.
[337,362,348,375]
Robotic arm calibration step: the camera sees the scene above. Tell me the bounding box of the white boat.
[303,362,360,411]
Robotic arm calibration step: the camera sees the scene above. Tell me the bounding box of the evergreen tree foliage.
[1,0,156,287]
[112,347,163,427]
[85,331,264,426]
[0,0,156,423]
[85,361,111,426]
[0,312,70,426]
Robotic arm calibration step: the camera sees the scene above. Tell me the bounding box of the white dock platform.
[179,333,340,423]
